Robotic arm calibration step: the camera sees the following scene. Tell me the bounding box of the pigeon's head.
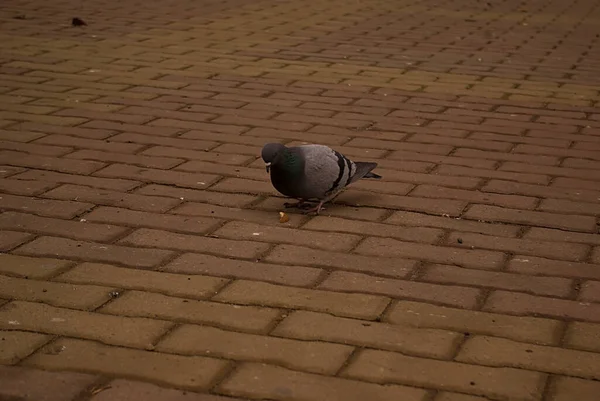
[261,143,286,173]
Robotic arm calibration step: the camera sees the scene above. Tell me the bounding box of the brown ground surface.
[0,0,600,399]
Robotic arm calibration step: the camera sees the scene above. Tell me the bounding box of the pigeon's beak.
[265,162,271,173]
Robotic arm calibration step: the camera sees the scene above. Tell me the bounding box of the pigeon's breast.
[270,167,320,200]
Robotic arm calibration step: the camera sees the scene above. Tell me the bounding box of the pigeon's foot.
[303,201,326,215]
[284,200,311,209]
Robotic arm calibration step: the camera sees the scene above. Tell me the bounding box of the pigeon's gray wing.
[296,144,357,200]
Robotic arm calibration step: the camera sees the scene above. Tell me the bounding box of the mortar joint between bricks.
[474,287,492,311]
[150,322,181,349]
[45,260,79,280]
[16,334,58,365]
[91,289,129,312]
[309,269,333,289]
[333,346,362,378]
[570,278,585,301]
[264,308,295,335]
[407,260,427,281]
[207,279,237,301]
[207,360,240,395]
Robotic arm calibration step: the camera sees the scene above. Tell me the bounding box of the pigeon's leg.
[303,200,326,215]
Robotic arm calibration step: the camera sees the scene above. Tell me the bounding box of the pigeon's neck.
[276,149,303,176]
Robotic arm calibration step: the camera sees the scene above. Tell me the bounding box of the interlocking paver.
[1,0,600,398]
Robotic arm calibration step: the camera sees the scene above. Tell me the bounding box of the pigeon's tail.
[350,162,381,183]
[364,171,382,179]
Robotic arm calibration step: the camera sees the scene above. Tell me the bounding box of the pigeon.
[261,142,382,214]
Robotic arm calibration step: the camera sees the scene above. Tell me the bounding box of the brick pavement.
[0,0,600,399]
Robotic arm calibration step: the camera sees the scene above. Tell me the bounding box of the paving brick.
[445,232,589,262]
[0,365,98,401]
[25,338,228,391]
[524,227,600,246]
[593,247,600,264]
[179,133,279,151]
[57,262,227,299]
[548,376,600,401]
[68,149,184,169]
[385,210,520,238]
[579,280,600,303]
[12,169,140,191]
[302,216,443,244]
[16,121,116,140]
[453,148,559,166]
[0,230,32,251]
[101,290,280,334]
[210,177,276,195]
[157,324,352,374]
[80,120,180,137]
[553,177,600,191]
[120,228,269,259]
[508,255,600,280]
[273,309,460,359]
[35,134,145,154]
[423,264,572,297]
[0,211,128,242]
[347,137,452,155]
[484,291,600,323]
[0,165,26,178]
[0,331,51,364]
[0,274,114,310]
[386,300,561,345]
[0,112,86,126]
[218,362,427,401]
[172,202,306,227]
[244,126,348,146]
[0,253,72,279]
[16,236,173,268]
[564,322,600,353]
[43,184,181,212]
[264,244,416,278]
[109,133,218,152]
[411,184,538,209]
[0,193,94,218]
[435,393,490,401]
[388,150,498,169]
[538,198,600,217]
[89,379,242,401]
[337,190,467,216]
[435,164,550,185]
[94,163,220,189]
[135,184,258,208]
[162,253,322,287]
[54,108,154,125]
[213,221,361,252]
[321,270,481,308]
[84,206,222,235]
[141,146,253,165]
[464,204,597,232]
[457,336,600,380]
[0,129,45,142]
[513,144,600,161]
[355,237,505,270]
[342,349,545,401]
[214,280,390,320]
[0,140,72,157]
[0,301,170,349]
[0,150,105,174]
